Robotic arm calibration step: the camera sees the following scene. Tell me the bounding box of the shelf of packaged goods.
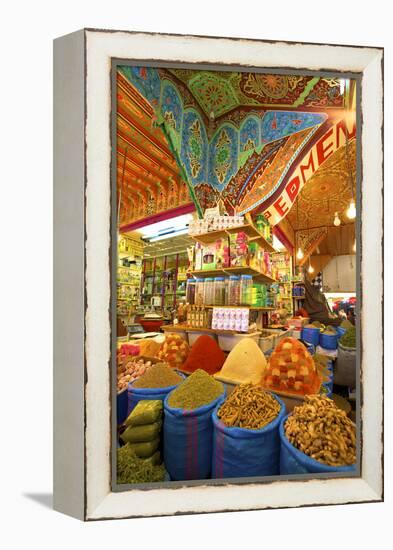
[117,281,140,286]
[191,266,277,285]
[203,305,275,311]
[190,224,276,253]
[162,324,249,335]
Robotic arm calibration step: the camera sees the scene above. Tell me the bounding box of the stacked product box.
[212,307,249,333]
[229,231,249,267]
[251,283,267,307]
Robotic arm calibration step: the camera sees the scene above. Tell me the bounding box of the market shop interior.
[115,66,358,485]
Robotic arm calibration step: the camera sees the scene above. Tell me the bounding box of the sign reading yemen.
[262,118,356,226]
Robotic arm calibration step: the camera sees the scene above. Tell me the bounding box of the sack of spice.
[127,363,184,415]
[128,438,160,458]
[212,384,285,478]
[120,420,162,444]
[164,370,225,480]
[124,400,163,427]
[157,333,190,369]
[181,335,226,375]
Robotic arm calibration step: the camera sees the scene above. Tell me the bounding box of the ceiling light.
[308,262,314,274]
[333,212,341,226]
[346,200,356,220]
[148,228,189,242]
[296,247,304,260]
[138,213,194,239]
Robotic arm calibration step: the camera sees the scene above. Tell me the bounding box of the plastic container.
[279,414,356,474]
[228,275,240,306]
[117,389,128,425]
[194,278,205,305]
[214,277,226,306]
[301,326,320,346]
[204,278,215,305]
[212,394,286,478]
[240,274,253,305]
[186,279,196,305]
[319,331,338,350]
[218,331,260,352]
[163,388,226,480]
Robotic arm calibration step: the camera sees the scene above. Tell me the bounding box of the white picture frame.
[53,29,383,521]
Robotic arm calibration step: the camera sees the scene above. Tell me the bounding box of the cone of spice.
[133,362,182,389]
[181,335,226,375]
[168,369,224,410]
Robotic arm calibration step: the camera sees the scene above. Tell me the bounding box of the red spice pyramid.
[181,335,226,375]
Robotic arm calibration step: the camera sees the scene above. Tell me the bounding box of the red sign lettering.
[316,128,334,165]
[299,152,316,184]
[273,196,289,217]
[286,175,301,203]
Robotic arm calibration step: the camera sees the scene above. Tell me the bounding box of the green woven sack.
[128,438,160,458]
[120,420,162,443]
[124,400,163,427]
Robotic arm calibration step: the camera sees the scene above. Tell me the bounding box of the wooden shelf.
[191,266,276,284]
[190,223,276,253]
[162,324,260,336]
[204,305,275,311]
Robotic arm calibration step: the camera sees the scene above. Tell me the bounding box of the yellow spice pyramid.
[214,338,267,385]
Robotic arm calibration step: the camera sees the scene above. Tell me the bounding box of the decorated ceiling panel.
[117,65,354,229]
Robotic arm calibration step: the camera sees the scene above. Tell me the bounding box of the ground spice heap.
[117,444,165,484]
[285,395,356,467]
[181,335,226,375]
[218,384,280,429]
[133,362,182,389]
[168,369,224,410]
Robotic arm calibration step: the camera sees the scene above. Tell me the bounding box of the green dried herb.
[340,326,356,348]
[168,369,224,410]
[117,444,165,484]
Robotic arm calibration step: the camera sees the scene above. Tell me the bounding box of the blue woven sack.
[128,374,184,416]
[163,389,226,481]
[117,389,128,425]
[279,414,356,474]
[211,393,286,479]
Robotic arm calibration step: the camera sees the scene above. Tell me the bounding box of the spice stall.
[115,64,358,485]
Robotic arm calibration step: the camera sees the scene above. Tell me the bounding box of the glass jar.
[240,274,253,305]
[228,275,240,306]
[214,277,226,306]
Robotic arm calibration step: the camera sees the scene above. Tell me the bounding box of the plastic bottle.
[228,275,241,306]
[240,274,253,305]
[214,277,226,306]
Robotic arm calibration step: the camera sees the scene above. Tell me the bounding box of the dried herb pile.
[285,395,356,467]
[117,444,165,484]
[133,362,182,388]
[339,326,356,348]
[167,369,224,410]
[218,384,280,429]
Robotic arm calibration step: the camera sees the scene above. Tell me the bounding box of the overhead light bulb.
[308,263,314,274]
[333,212,341,226]
[346,200,356,219]
[296,247,304,260]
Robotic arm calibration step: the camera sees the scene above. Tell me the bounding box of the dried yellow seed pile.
[218,383,280,430]
[285,395,356,467]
